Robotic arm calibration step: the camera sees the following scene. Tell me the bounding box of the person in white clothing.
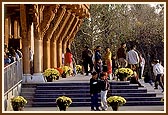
[152,60,164,92]
[139,54,145,79]
[126,45,140,74]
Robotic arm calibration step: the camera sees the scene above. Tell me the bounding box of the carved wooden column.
[67,19,83,48]
[50,39,57,67]
[14,19,18,39]
[43,5,60,70]
[61,13,75,54]
[4,17,9,46]
[62,16,79,53]
[50,6,66,68]
[20,4,30,74]
[55,9,71,67]
[43,39,50,70]
[33,4,56,72]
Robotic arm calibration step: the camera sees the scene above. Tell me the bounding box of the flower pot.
[56,76,59,80]
[58,105,67,111]
[62,73,67,78]
[46,77,53,82]
[12,106,24,111]
[110,102,119,111]
[111,105,119,111]
[118,76,127,81]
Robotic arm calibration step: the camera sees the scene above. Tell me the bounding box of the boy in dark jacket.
[90,72,101,111]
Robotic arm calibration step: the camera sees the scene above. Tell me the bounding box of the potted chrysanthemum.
[56,96,72,111]
[115,68,133,81]
[43,68,60,82]
[11,96,27,111]
[61,66,72,78]
[107,96,126,111]
[76,65,82,74]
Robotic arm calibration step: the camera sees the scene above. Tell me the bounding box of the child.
[99,73,110,111]
[152,60,164,92]
[90,72,101,111]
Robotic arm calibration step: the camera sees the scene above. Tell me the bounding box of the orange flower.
[55,68,63,75]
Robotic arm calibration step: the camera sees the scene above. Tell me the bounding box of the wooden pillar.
[20,4,30,74]
[14,19,18,39]
[61,13,75,54]
[67,19,83,48]
[62,17,80,53]
[56,10,71,67]
[34,38,43,73]
[4,17,9,46]
[50,39,57,68]
[22,40,30,74]
[43,39,50,70]
[44,5,66,69]
[57,40,62,67]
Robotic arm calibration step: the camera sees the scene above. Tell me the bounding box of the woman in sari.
[104,47,112,80]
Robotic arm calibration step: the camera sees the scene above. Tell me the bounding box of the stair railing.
[4,58,23,94]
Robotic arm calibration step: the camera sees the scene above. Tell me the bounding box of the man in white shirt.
[152,60,164,92]
[126,45,140,74]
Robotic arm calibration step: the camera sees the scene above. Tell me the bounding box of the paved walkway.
[23,106,164,112]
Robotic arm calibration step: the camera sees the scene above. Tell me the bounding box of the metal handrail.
[4,58,23,94]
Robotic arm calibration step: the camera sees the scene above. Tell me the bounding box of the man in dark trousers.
[90,72,101,111]
[82,46,93,76]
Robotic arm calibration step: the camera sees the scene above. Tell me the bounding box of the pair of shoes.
[91,109,96,111]
[85,74,89,76]
[96,108,101,111]
[102,108,107,111]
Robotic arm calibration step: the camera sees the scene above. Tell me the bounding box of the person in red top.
[64,48,73,72]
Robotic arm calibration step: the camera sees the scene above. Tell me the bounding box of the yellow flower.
[56,96,72,107]
[161,97,164,102]
[115,68,133,78]
[11,96,27,108]
[107,96,126,106]
[43,68,60,79]
[76,65,82,73]
[61,66,72,75]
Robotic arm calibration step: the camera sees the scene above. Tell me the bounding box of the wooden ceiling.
[4,4,90,18]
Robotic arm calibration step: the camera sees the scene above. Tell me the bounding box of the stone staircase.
[21,81,163,107]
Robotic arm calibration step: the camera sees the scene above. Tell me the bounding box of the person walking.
[126,45,140,75]
[99,73,110,111]
[64,48,73,74]
[117,43,127,67]
[90,72,101,111]
[152,60,164,92]
[82,46,93,76]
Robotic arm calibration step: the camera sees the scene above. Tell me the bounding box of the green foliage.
[72,4,164,73]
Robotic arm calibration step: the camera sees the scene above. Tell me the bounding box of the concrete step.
[34,93,156,98]
[35,85,139,90]
[35,89,147,93]
[33,97,162,102]
[21,88,36,92]
[32,101,164,107]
